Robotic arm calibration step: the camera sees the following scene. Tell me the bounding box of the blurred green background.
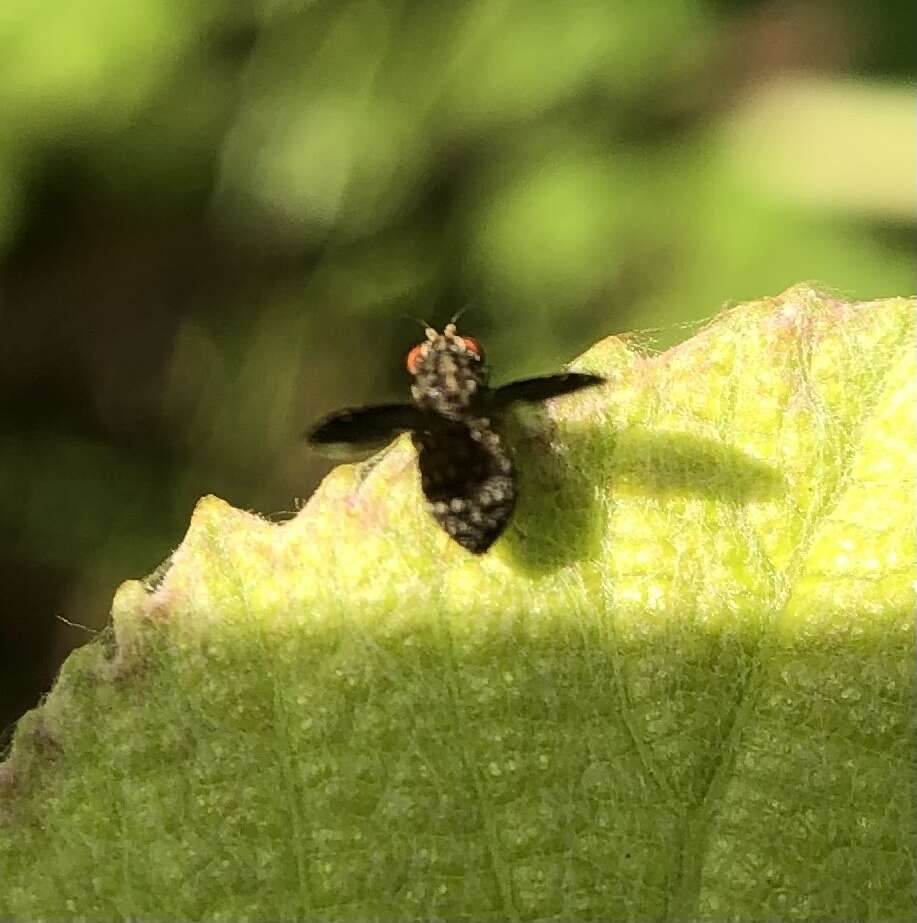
[1,0,913,740]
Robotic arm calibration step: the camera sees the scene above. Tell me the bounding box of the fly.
[307,323,603,554]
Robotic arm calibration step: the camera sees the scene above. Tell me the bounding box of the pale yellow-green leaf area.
[1,285,914,922]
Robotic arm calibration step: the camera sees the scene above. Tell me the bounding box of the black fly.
[307,324,603,554]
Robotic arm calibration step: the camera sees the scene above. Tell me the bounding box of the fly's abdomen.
[413,418,515,554]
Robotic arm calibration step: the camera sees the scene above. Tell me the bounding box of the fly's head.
[406,323,489,419]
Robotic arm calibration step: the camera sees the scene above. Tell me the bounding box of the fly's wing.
[491,372,604,409]
[307,403,426,459]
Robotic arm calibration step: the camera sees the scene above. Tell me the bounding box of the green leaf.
[2,285,914,922]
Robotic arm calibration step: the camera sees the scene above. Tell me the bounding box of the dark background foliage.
[1,0,913,743]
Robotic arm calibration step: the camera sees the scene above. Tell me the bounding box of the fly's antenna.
[402,313,431,330]
[405,304,471,331]
[448,304,471,327]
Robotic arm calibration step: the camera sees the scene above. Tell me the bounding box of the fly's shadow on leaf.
[611,428,785,500]
[505,425,784,573]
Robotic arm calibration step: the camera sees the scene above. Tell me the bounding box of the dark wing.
[491,372,604,409]
[306,403,426,459]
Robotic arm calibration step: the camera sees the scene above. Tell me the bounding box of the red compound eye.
[461,336,484,360]
[406,343,425,375]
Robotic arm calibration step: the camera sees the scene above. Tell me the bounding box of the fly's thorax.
[409,323,489,418]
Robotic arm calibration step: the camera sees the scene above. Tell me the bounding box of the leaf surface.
[1,285,914,922]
